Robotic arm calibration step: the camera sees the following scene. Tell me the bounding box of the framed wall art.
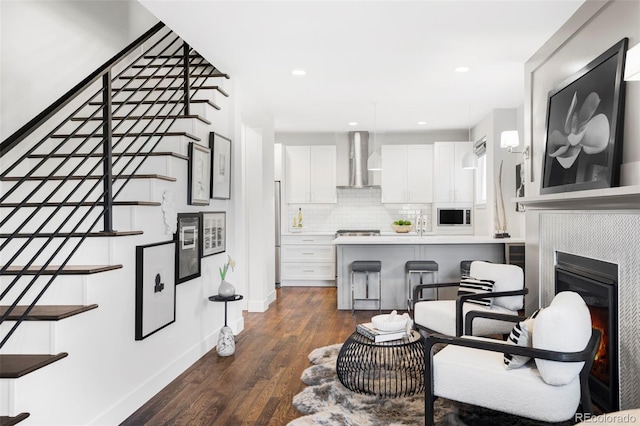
[135,240,176,341]
[176,212,201,284]
[188,142,211,206]
[200,211,226,257]
[540,38,627,195]
[209,132,232,199]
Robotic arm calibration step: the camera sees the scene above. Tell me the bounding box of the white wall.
[471,108,523,237]
[525,0,640,193]
[0,2,275,425]
[523,0,640,314]
[0,0,158,140]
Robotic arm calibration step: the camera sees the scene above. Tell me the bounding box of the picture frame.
[540,38,627,195]
[200,211,226,257]
[175,212,201,284]
[135,240,176,341]
[210,132,232,199]
[188,142,211,205]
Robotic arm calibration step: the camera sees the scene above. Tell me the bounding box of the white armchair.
[413,261,527,337]
[424,291,600,425]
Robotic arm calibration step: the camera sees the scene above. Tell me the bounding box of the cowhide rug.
[288,344,574,426]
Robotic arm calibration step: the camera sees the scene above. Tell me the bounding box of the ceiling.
[140,1,585,133]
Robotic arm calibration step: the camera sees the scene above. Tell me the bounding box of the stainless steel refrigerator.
[274,181,281,287]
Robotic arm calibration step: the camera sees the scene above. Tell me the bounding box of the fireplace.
[555,252,618,412]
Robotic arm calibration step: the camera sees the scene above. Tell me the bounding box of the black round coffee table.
[336,329,425,398]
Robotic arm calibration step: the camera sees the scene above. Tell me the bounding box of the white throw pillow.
[503,308,542,369]
[457,276,495,307]
[469,261,524,311]
[533,291,592,386]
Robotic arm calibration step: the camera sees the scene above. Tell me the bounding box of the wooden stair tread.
[0,304,98,321]
[49,131,200,141]
[88,98,219,109]
[0,353,68,378]
[0,201,160,208]
[1,174,176,182]
[70,114,211,125]
[28,152,188,161]
[0,412,30,426]
[2,265,122,275]
[0,231,143,238]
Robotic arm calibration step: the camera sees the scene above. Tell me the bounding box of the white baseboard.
[90,316,243,425]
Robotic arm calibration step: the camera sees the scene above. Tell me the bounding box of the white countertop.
[333,235,525,245]
[281,231,336,236]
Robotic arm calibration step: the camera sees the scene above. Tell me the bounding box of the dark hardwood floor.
[121,287,376,425]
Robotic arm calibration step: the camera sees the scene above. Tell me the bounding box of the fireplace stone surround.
[535,210,640,410]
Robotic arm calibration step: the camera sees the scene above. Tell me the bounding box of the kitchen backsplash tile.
[286,188,432,233]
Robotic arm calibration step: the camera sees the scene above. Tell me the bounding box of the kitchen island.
[333,235,524,310]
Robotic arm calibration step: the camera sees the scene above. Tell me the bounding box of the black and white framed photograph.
[188,142,211,206]
[135,240,176,341]
[209,132,232,200]
[176,212,201,284]
[200,211,226,257]
[541,38,627,195]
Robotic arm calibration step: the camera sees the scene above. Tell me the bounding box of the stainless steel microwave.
[437,208,472,226]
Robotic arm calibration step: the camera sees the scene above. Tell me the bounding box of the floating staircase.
[0,22,229,424]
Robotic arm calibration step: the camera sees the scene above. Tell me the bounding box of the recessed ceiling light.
[348,122,358,126]
[455,66,470,73]
[291,69,306,76]
[417,121,427,125]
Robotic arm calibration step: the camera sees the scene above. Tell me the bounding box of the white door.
[381,145,407,203]
[406,145,433,203]
[285,146,311,203]
[310,145,337,203]
[433,143,455,203]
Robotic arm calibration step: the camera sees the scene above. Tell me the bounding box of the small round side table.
[336,329,425,397]
[208,294,243,356]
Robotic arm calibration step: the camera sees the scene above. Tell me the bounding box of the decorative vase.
[218,279,235,297]
[217,325,235,356]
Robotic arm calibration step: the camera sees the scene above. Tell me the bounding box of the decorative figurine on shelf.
[217,255,236,297]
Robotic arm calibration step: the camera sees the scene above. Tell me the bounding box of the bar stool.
[406,260,438,312]
[351,261,382,314]
[460,260,490,278]
[460,260,474,277]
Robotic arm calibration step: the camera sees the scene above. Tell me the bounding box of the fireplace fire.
[589,305,609,384]
[555,252,618,412]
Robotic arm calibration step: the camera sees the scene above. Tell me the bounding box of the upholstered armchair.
[423,291,601,425]
[413,261,527,337]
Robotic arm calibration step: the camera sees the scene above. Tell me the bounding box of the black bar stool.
[351,260,382,314]
[460,260,490,277]
[406,260,438,312]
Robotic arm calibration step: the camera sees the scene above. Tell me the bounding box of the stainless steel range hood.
[336,131,380,189]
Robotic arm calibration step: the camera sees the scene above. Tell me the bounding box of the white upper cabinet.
[285,145,337,203]
[381,144,433,203]
[433,142,473,203]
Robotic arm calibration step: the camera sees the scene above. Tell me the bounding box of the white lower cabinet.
[280,235,335,286]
